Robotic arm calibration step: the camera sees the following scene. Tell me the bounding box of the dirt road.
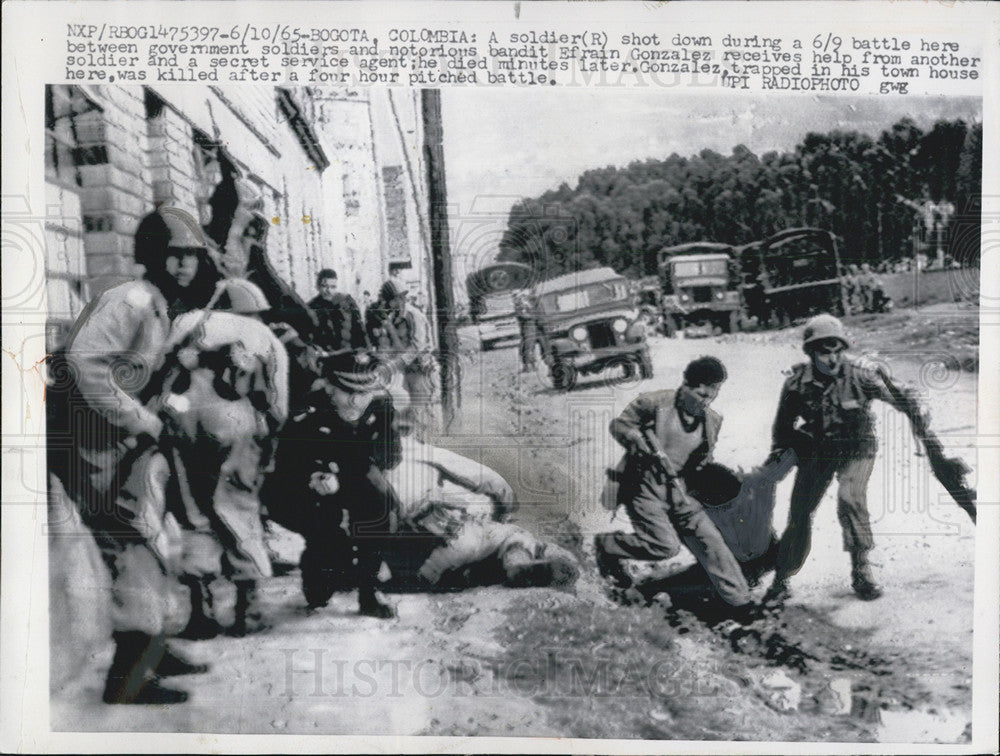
[53,311,977,743]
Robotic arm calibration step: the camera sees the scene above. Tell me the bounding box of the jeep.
[531,267,653,391]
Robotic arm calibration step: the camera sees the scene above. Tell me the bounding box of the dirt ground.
[52,304,978,744]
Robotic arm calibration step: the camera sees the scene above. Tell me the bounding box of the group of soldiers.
[48,179,581,706]
[595,313,973,620]
[844,263,892,314]
[47,172,972,706]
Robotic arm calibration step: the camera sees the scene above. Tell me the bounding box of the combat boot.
[762,576,791,609]
[357,546,396,619]
[155,645,210,677]
[850,550,882,601]
[358,588,397,619]
[177,576,223,640]
[594,535,631,588]
[228,579,270,637]
[103,632,188,705]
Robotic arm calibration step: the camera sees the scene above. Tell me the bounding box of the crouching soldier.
[594,357,753,614]
[52,207,221,704]
[386,439,579,589]
[764,314,934,605]
[156,279,289,637]
[263,350,402,619]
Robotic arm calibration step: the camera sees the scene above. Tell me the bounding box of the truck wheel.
[638,350,654,380]
[552,360,577,391]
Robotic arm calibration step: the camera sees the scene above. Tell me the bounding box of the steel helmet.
[802,313,849,351]
[134,207,208,268]
[219,278,270,314]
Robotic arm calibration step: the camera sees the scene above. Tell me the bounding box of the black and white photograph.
[36,81,984,743]
[2,2,998,753]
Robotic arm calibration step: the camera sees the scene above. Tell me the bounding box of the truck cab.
[659,246,741,336]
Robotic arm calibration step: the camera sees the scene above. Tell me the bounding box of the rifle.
[876,367,976,523]
[641,428,691,502]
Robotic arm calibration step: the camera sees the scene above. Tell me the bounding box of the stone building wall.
[43,84,435,346]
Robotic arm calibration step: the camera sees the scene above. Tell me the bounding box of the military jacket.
[771,359,911,459]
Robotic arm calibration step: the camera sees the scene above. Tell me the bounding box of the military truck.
[658,243,741,337]
[466,262,533,351]
[736,228,848,328]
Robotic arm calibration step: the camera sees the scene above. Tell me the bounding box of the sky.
[440,91,982,271]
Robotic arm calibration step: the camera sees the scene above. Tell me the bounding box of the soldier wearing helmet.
[764,313,928,606]
[52,207,222,704]
[156,278,289,639]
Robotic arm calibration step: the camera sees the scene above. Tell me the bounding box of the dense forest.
[497,118,982,279]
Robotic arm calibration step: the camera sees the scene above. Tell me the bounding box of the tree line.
[496,118,982,279]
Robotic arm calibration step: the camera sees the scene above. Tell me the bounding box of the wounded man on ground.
[383,438,581,591]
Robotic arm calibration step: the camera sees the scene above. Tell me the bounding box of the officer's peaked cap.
[320,349,384,393]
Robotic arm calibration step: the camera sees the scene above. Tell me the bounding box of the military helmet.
[218,278,270,314]
[802,313,849,351]
[134,207,208,268]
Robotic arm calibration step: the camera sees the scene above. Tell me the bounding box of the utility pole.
[421,89,460,432]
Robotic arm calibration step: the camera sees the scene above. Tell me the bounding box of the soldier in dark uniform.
[308,268,367,352]
[263,350,402,619]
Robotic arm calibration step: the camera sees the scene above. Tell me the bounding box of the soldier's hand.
[309,463,340,496]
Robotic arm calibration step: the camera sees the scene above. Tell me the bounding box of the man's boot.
[357,545,396,619]
[594,535,631,588]
[155,645,210,677]
[228,579,269,637]
[762,575,791,609]
[850,549,882,601]
[177,576,223,640]
[103,632,188,704]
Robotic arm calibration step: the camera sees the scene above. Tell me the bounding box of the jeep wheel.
[552,360,577,391]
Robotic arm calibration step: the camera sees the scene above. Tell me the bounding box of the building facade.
[44,84,434,347]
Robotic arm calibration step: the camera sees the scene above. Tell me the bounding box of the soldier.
[156,278,289,637]
[387,438,579,589]
[54,207,221,704]
[513,291,538,373]
[844,264,861,315]
[308,268,368,352]
[263,350,402,619]
[373,279,441,439]
[764,314,931,605]
[593,357,753,614]
[858,263,881,313]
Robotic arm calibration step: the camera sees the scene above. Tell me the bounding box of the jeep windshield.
[672,258,728,280]
[538,280,629,314]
